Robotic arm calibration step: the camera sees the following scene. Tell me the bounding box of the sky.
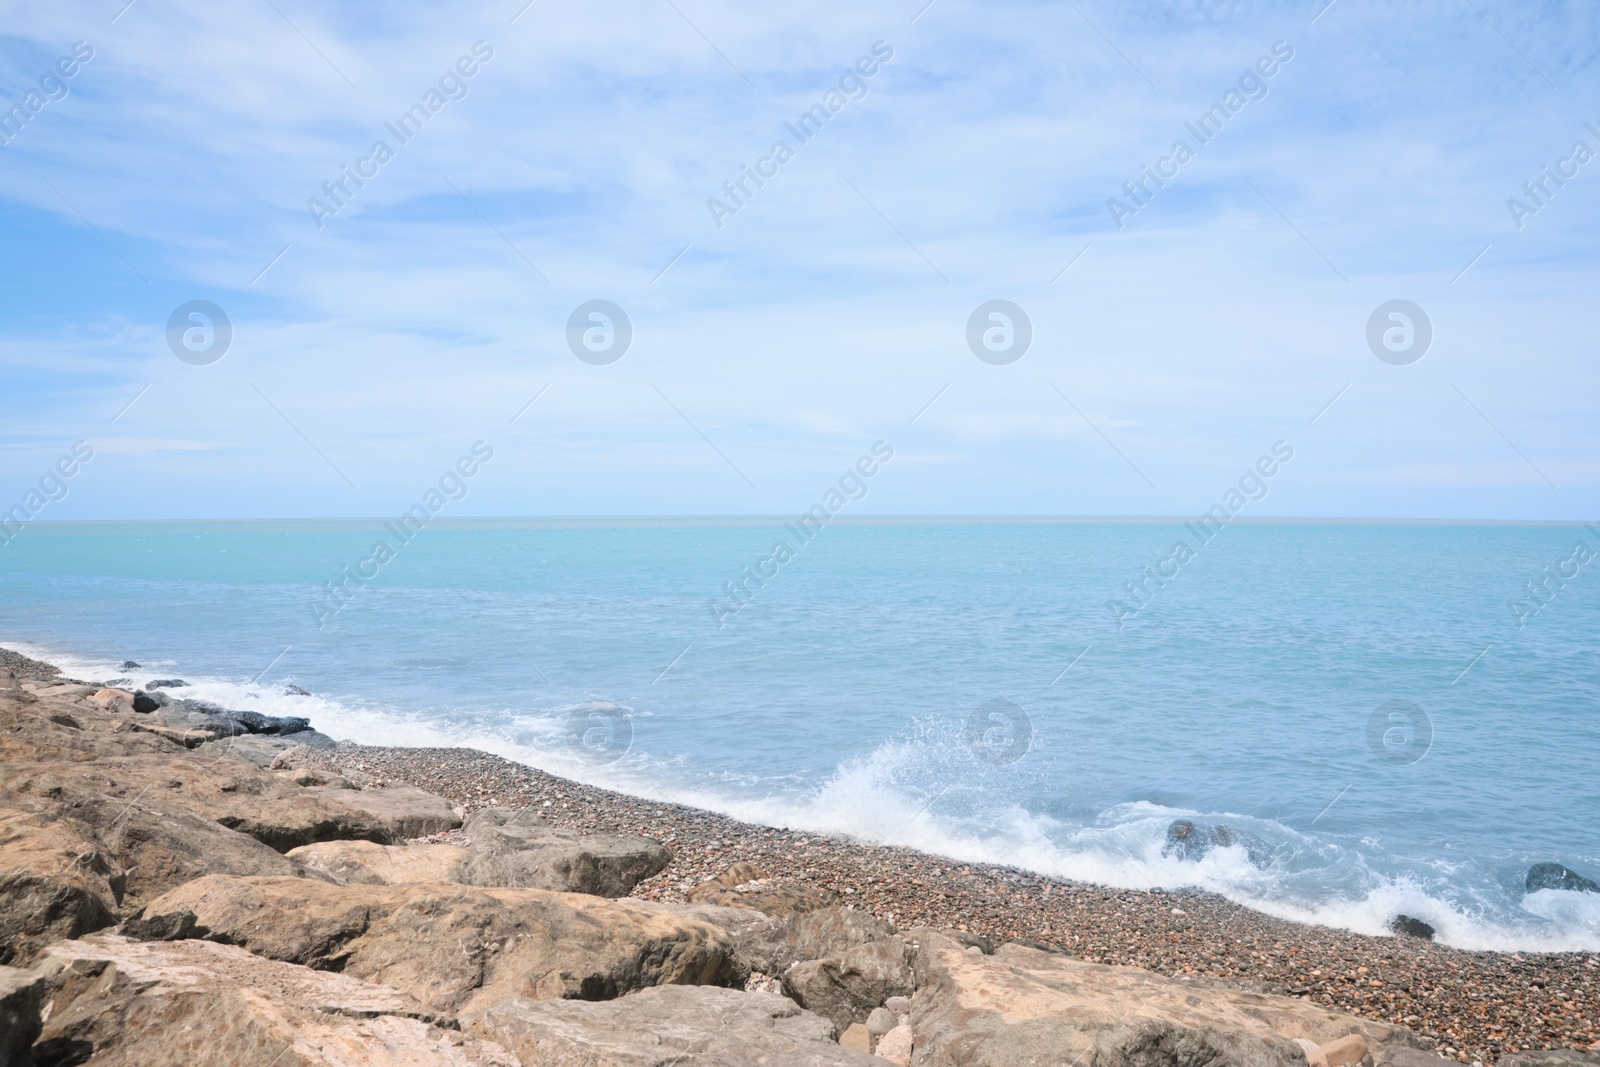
[1,0,1597,521]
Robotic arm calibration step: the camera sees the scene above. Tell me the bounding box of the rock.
[1,964,45,1065]
[1163,819,1273,868]
[1388,915,1435,941]
[1498,1054,1600,1067]
[648,902,894,980]
[910,932,1424,1067]
[192,732,336,768]
[288,840,473,885]
[461,806,671,896]
[86,688,134,713]
[142,875,743,1014]
[146,678,188,689]
[746,971,784,995]
[131,690,161,713]
[32,934,517,1066]
[0,802,123,965]
[464,985,883,1066]
[0,756,460,856]
[120,660,140,669]
[884,994,911,1015]
[783,937,917,1032]
[875,1022,913,1065]
[840,1022,872,1052]
[1526,862,1600,894]
[866,1005,897,1037]
[285,684,312,696]
[1317,1033,1373,1067]
[688,862,842,917]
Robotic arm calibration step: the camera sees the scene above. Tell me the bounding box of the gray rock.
[783,936,917,1032]
[462,806,670,897]
[0,964,45,1066]
[465,985,884,1067]
[146,678,187,689]
[131,690,161,713]
[193,732,335,768]
[1379,1050,1458,1067]
[1526,863,1600,894]
[866,1005,898,1037]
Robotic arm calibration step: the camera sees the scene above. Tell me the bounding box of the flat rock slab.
[911,932,1425,1067]
[144,874,743,1014]
[31,934,516,1067]
[287,840,473,885]
[462,806,671,897]
[465,984,885,1067]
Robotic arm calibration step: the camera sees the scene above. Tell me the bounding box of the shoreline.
[5,644,1597,1062]
[299,749,1598,1064]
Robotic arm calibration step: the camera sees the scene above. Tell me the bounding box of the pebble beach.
[293,743,1600,1066]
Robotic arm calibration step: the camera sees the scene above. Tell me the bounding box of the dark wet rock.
[1388,915,1435,941]
[1163,819,1272,868]
[130,690,161,713]
[146,678,187,689]
[120,660,140,669]
[285,684,311,696]
[1526,862,1600,894]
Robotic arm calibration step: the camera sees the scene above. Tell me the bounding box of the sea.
[3,517,1597,952]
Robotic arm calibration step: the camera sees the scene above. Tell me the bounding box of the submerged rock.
[1526,862,1600,894]
[1163,819,1273,868]
[145,678,187,689]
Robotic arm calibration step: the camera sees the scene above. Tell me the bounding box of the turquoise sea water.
[3,517,1598,951]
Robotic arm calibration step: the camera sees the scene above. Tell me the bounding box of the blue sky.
[1,0,1597,520]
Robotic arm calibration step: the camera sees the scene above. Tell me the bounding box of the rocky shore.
[1,647,1595,1066]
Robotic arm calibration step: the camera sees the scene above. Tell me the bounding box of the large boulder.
[142,875,744,1014]
[910,932,1425,1067]
[1526,863,1600,894]
[782,936,917,1032]
[465,985,884,1066]
[461,807,671,897]
[1,964,45,1066]
[0,802,123,965]
[287,840,473,885]
[0,756,460,854]
[30,934,517,1066]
